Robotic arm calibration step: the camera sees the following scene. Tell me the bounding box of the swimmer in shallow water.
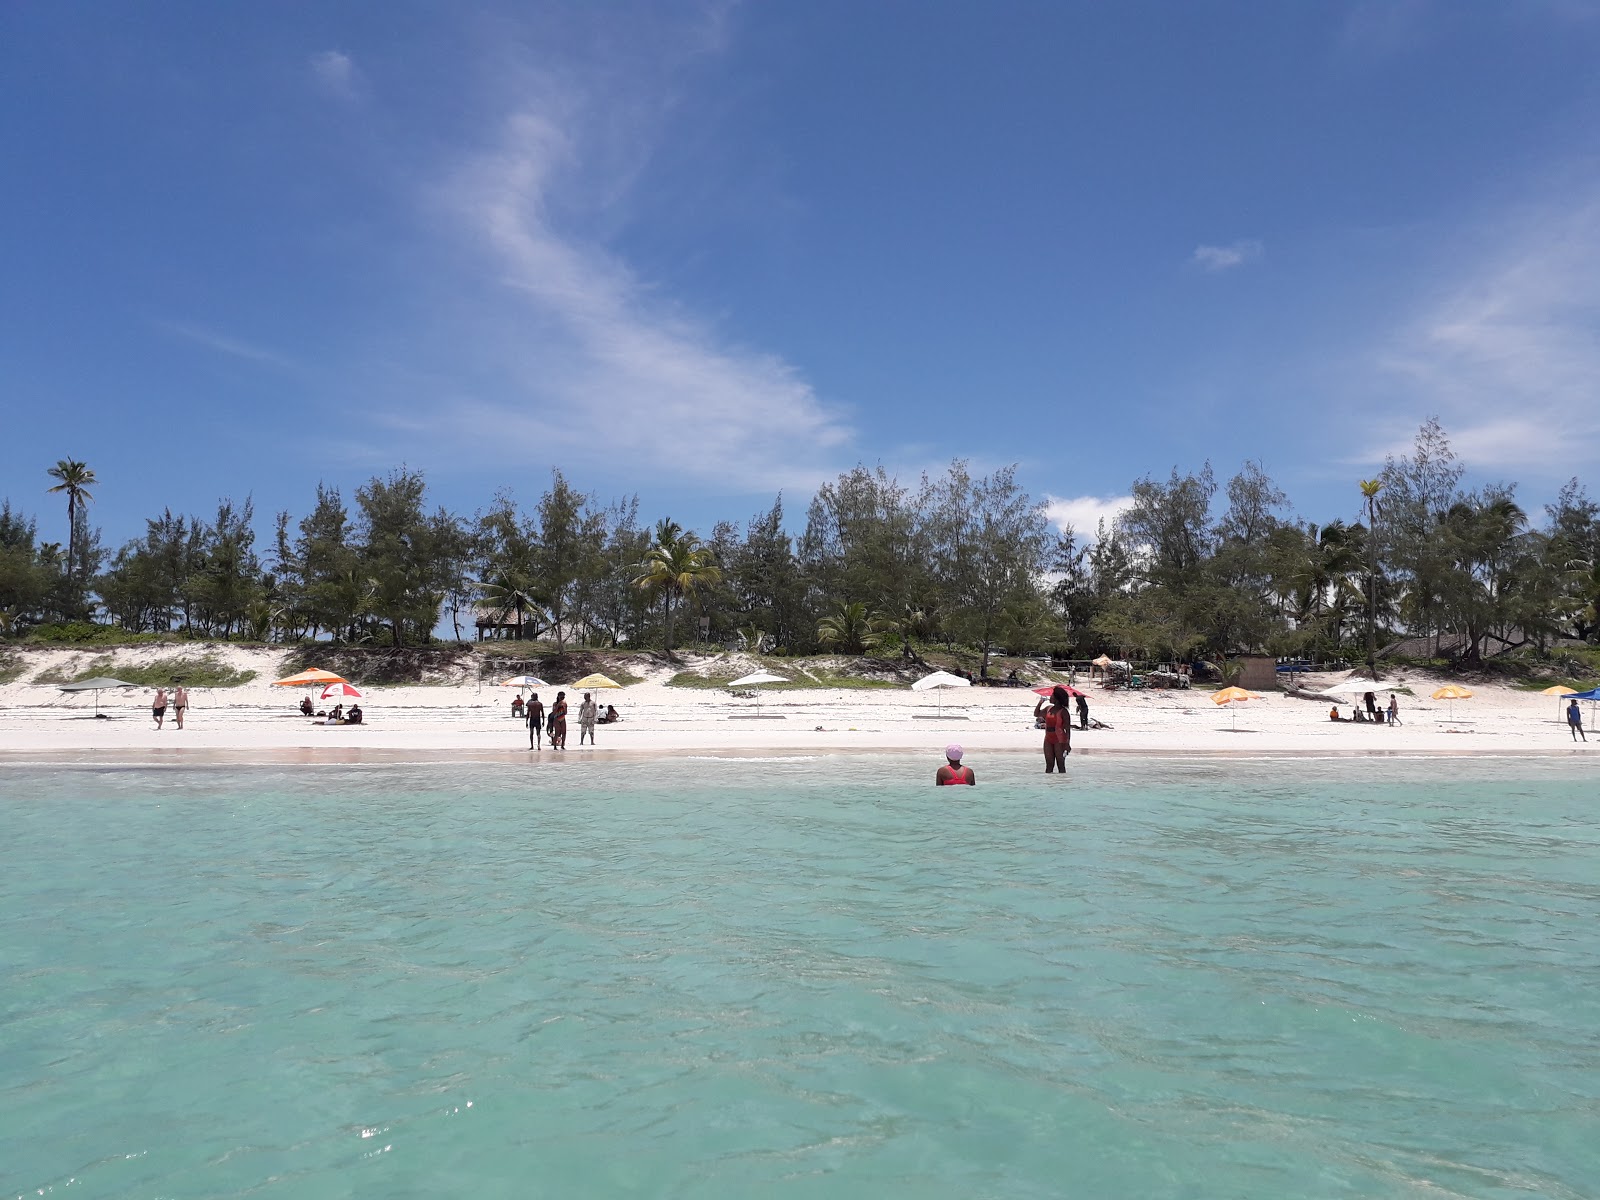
[935,743,975,785]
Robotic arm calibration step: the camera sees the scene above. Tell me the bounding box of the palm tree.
[816,600,882,654]
[1359,479,1382,678]
[632,519,721,659]
[46,459,97,580]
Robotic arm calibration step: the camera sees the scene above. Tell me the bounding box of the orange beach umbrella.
[1212,686,1260,731]
[1431,684,1473,720]
[273,668,349,687]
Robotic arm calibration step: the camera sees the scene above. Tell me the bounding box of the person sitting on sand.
[346,704,363,725]
[1329,705,1342,721]
[300,696,315,717]
[329,704,344,723]
[598,704,620,724]
[935,743,975,785]
[511,694,524,718]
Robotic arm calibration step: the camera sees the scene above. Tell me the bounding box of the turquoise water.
[4,755,1598,1198]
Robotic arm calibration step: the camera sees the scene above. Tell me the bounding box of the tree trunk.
[663,592,676,658]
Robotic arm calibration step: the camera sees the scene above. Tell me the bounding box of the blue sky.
[4,0,1600,553]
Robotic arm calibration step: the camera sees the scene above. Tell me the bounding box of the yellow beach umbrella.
[571,672,623,691]
[1542,685,1578,721]
[1211,686,1260,731]
[272,667,348,687]
[1431,684,1473,720]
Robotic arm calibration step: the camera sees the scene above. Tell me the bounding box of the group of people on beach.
[151,686,187,729]
[520,691,619,750]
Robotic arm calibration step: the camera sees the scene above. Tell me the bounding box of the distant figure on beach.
[347,704,363,725]
[578,692,597,745]
[1075,692,1089,731]
[300,695,314,717]
[935,743,975,785]
[1387,694,1401,726]
[598,704,620,724]
[526,693,545,750]
[1363,691,1378,721]
[511,694,524,719]
[1329,705,1342,721]
[1033,685,1072,773]
[1568,699,1586,742]
[152,687,167,730]
[550,692,568,749]
[330,704,344,723]
[173,685,188,730]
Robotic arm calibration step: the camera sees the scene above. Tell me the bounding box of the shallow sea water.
[3,754,1599,1198]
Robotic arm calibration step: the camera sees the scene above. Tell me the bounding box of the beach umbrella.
[727,670,789,716]
[1541,684,1578,721]
[1431,683,1473,721]
[1092,654,1113,669]
[1321,678,1395,696]
[1212,685,1260,731]
[1031,684,1086,698]
[320,682,363,700]
[911,669,971,718]
[499,675,549,689]
[570,672,623,691]
[56,676,137,717]
[272,668,348,687]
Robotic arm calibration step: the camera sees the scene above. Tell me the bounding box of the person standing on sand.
[526,692,545,750]
[1033,685,1072,773]
[935,743,975,785]
[550,691,568,749]
[151,687,167,730]
[1568,699,1586,742]
[1387,694,1402,726]
[172,685,188,729]
[578,692,597,745]
[1075,692,1089,731]
[1363,691,1378,721]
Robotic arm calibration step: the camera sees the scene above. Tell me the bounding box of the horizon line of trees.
[4,420,1599,671]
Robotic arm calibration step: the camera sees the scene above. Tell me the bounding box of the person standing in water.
[151,687,167,730]
[172,684,188,729]
[578,692,598,745]
[526,692,545,750]
[935,743,975,785]
[1033,685,1072,773]
[1568,698,1586,742]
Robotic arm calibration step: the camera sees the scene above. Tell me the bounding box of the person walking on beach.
[550,691,568,749]
[172,684,188,730]
[578,692,597,745]
[151,687,167,730]
[1568,699,1586,742]
[1033,685,1072,773]
[526,692,545,750]
[1387,694,1402,726]
[1075,692,1089,731]
[935,743,975,785]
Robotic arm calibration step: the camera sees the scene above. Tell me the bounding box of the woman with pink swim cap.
[935,744,975,785]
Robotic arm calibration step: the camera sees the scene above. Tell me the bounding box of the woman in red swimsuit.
[935,744,975,785]
[1033,686,1072,773]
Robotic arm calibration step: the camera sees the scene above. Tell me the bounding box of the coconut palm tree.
[45,459,97,580]
[632,519,721,659]
[1359,479,1382,678]
[816,600,883,654]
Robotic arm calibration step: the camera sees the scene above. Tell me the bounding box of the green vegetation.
[34,655,115,684]
[0,650,27,684]
[113,656,258,688]
[7,420,1600,677]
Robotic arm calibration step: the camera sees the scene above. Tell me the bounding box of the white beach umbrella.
[56,676,137,718]
[911,669,971,718]
[320,682,364,700]
[500,675,549,688]
[1321,678,1396,697]
[727,670,789,716]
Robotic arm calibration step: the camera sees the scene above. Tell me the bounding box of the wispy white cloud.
[392,41,852,491]
[1043,493,1133,538]
[310,50,359,99]
[1372,185,1600,471]
[158,320,291,367]
[1191,239,1264,272]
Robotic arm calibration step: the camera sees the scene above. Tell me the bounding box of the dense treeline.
[4,421,1599,669]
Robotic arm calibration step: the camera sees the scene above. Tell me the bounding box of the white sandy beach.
[1,642,1593,762]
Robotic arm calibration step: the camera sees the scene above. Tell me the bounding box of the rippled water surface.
[4,755,1599,1198]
